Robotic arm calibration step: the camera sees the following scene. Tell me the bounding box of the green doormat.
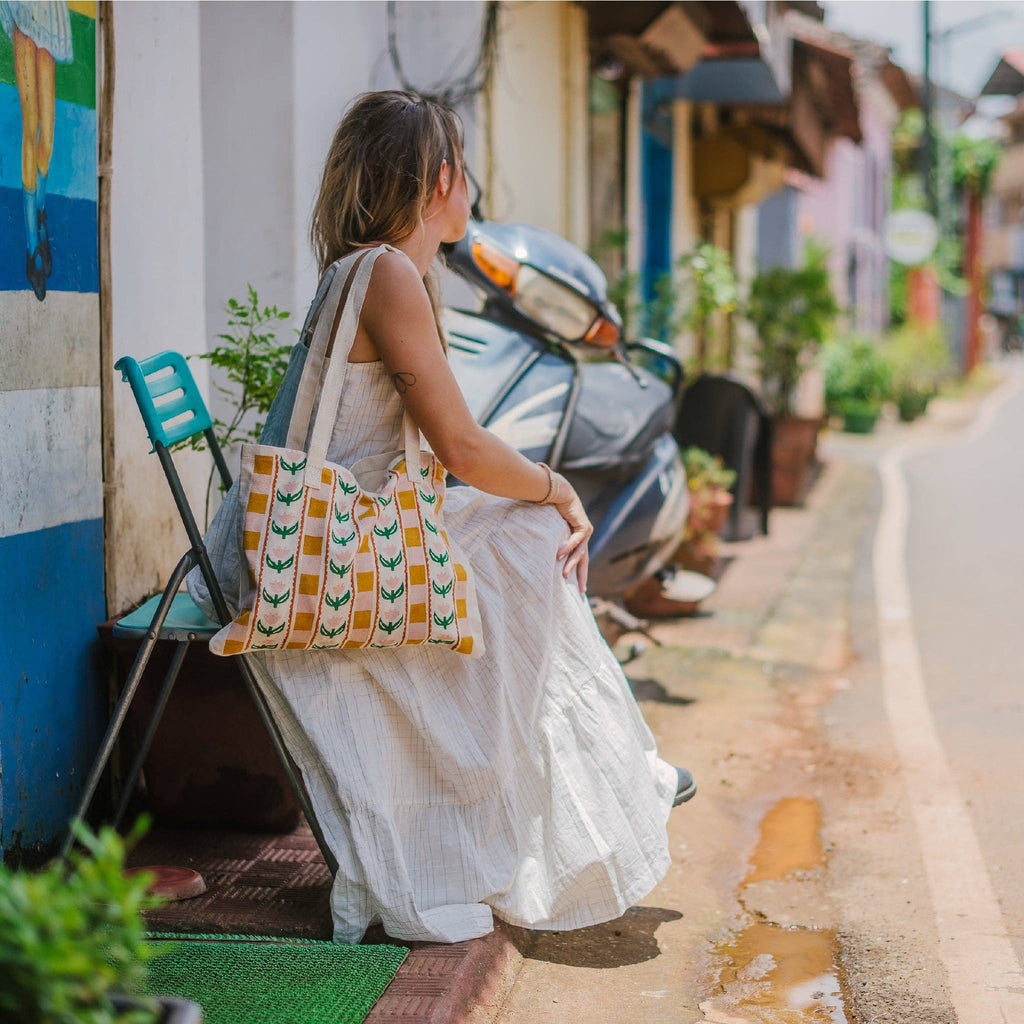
[131,932,408,1024]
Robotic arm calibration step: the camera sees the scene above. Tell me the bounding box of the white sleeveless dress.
[189,354,678,945]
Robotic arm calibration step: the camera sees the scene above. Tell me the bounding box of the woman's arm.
[360,250,593,592]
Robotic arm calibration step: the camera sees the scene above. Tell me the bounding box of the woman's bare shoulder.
[362,249,434,327]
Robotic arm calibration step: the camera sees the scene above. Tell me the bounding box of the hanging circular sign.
[885,209,939,266]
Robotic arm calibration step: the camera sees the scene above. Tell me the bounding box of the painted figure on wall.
[0,1,72,301]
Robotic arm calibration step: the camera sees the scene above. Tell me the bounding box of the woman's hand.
[549,473,593,595]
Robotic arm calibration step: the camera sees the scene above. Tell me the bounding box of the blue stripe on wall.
[0,185,97,293]
[0,517,106,862]
[0,84,98,201]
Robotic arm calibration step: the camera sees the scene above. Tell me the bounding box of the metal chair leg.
[235,656,339,877]
[112,640,191,831]
[60,553,194,862]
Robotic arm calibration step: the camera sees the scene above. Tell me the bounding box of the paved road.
[905,361,1024,965]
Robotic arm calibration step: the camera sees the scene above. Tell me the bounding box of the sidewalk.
[126,428,891,1023]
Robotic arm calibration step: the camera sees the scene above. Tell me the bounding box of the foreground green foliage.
[0,816,174,1024]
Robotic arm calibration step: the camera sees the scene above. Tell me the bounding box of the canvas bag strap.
[285,248,369,452]
[302,243,422,489]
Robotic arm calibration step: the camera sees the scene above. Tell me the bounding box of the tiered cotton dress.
[188,343,678,945]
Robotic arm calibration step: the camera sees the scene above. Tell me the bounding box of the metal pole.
[922,1,937,218]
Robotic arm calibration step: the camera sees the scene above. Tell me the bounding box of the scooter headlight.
[470,237,614,344]
[514,264,601,342]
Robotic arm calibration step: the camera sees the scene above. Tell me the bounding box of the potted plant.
[681,446,737,547]
[883,323,950,422]
[0,814,201,1023]
[823,334,892,433]
[746,242,839,505]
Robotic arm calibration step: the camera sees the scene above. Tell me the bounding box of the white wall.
[108,0,211,614]
[486,1,589,247]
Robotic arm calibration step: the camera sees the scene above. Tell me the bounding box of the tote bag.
[209,243,484,658]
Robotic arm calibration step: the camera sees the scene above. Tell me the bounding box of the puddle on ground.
[700,797,849,1024]
[744,797,823,884]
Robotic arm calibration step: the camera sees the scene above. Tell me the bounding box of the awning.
[582,1,757,79]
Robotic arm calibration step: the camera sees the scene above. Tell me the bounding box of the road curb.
[365,920,526,1024]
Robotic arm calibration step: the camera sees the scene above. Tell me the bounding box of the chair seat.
[114,592,220,641]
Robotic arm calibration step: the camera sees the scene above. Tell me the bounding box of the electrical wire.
[386,0,499,108]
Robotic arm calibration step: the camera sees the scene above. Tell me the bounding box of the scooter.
[441,218,716,630]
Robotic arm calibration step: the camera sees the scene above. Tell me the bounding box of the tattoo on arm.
[391,371,417,394]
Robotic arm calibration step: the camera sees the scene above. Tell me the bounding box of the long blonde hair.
[310,90,466,350]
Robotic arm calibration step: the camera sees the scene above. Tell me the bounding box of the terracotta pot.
[97,621,302,832]
[770,414,821,507]
[706,489,734,535]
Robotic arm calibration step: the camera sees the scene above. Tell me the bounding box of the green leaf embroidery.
[319,623,347,638]
[276,488,303,505]
[373,521,398,539]
[332,530,356,546]
[433,611,455,630]
[280,457,307,474]
[380,552,404,570]
[419,490,436,504]
[381,583,405,602]
[432,579,453,598]
[261,587,290,608]
[420,466,430,478]
[378,615,404,635]
[271,520,299,538]
[256,620,286,636]
[378,496,392,507]
[311,642,338,649]
[424,519,439,534]
[339,480,358,494]
[265,554,295,573]
[251,642,280,650]
[429,549,449,567]
[333,506,351,523]
[324,591,351,610]
[370,641,396,648]
[427,637,451,645]
[328,559,352,578]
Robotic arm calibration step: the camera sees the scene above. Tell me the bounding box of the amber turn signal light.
[471,239,519,293]
[583,316,620,348]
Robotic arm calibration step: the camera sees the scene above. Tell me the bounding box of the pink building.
[757,18,915,334]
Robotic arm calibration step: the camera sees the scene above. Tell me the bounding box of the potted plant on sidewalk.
[883,323,950,422]
[0,815,201,1023]
[679,446,738,570]
[823,334,892,433]
[746,242,839,505]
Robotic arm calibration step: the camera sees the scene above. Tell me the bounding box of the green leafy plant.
[823,334,892,416]
[181,286,292,525]
[593,232,738,370]
[883,323,951,420]
[746,241,839,416]
[0,815,175,1024]
[681,446,736,494]
[679,446,736,562]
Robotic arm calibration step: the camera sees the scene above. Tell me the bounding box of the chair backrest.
[114,352,234,603]
[115,351,213,452]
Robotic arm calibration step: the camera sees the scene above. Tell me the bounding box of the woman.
[0,0,72,300]
[190,89,695,945]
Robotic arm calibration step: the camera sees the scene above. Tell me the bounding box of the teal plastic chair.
[60,351,338,876]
